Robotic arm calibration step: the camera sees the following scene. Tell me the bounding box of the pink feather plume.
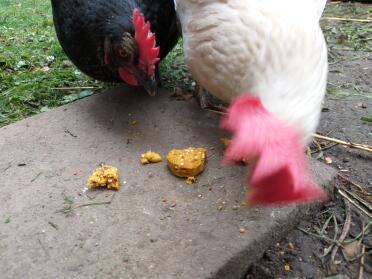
[221,94,328,206]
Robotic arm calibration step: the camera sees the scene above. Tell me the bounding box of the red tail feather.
[221,94,328,206]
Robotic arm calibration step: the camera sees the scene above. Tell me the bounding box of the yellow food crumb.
[87,164,119,190]
[186,177,196,184]
[167,147,207,181]
[141,151,162,164]
[239,227,246,234]
[324,156,333,164]
[221,138,232,147]
[288,242,295,249]
[221,138,248,165]
[284,264,291,272]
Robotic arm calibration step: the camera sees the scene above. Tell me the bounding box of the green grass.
[0,0,189,128]
[322,2,372,52]
[0,0,370,127]
[158,40,194,91]
[0,0,106,126]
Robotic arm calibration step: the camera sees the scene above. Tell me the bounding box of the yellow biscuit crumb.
[221,138,232,147]
[186,177,196,184]
[141,151,162,164]
[167,147,207,181]
[87,164,119,190]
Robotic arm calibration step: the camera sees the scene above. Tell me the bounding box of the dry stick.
[205,108,372,153]
[344,189,372,212]
[321,17,371,23]
[313,134,372,153]
[358,245,366,279]
[298,227,344,247]
[338,189,372,220]
[330,200,351,267]
[311,143,339,155]
[313,139,323,153]
[337,173,371,195]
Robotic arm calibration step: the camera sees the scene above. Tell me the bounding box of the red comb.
[132,8,160,76]
[221,94,327,206]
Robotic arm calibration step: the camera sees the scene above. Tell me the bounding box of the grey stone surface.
[0,88,336,279]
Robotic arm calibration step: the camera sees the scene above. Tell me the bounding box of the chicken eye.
[118,49,129,60]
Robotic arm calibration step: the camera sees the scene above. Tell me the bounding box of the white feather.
[314,0,327,19]
[175,0,328,143]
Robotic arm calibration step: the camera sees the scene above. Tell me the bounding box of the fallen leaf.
[62,90,93,103]
[325,157,333,164]
[361,115,372,123]
[39,106,50,112]
[342,240,361,260]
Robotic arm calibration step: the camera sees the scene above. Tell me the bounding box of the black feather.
[51,0,180,82]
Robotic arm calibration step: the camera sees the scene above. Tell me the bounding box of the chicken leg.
[155,66,162,88]
[194,82,226,113]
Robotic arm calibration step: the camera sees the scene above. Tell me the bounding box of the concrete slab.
[0,88,336,279]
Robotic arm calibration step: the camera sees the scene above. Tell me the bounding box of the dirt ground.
[245,26,372,279]
[1,1,370,278]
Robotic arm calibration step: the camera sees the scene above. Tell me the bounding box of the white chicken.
[175,0,329,205]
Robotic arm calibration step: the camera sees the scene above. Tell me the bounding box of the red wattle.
[221,94,328,206]
[118,68,138,86]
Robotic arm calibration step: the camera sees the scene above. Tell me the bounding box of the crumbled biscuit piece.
[167,147,207,180]
[87,164,119,190]
[141,151,162,164]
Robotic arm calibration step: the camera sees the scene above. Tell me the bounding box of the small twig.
[311,143,339,155]
[298,227,344,247]
[204,108,372,152]
[31,172,42,183]
[337,174,371,195]
[75,201,112,209]
[48,221,59,230]
[358,245,366,279]
[37,238,50,258]
[330,200,351,267]
[313,139,323,153]
[75,192,116,209]
[329,54,370,66]
[203,108,371,152]
[338,189,372,220]
[313,134,372,153]
[204,108,225,115]
[351,221,372,243]
[344,189,372,212]
[320,215,339,258]
[51,86,98,90]
[321,16,371,23]
[319,214,334,235]
[3,163,12,172]
[64,129,77,138]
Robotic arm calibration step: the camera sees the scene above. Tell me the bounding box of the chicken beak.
[136,72,157,96]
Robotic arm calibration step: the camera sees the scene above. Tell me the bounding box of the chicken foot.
[194,82,226,113]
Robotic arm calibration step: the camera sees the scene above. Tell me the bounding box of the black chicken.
[51,0,179,95]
